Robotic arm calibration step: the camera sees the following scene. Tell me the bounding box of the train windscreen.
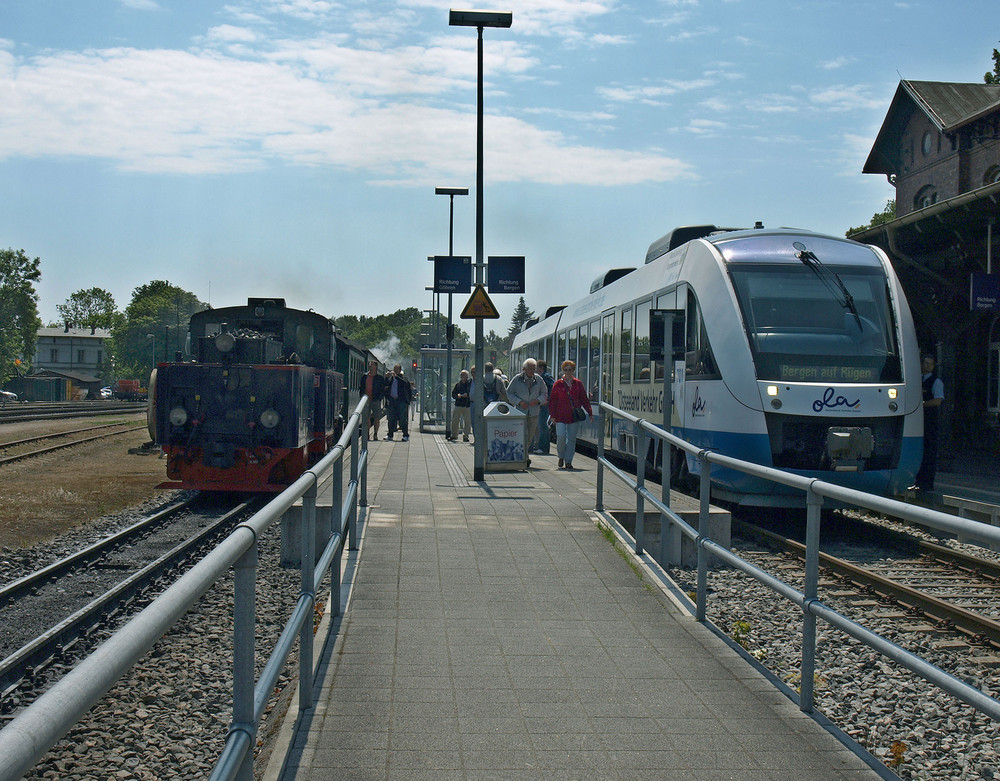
[729,264,902,383]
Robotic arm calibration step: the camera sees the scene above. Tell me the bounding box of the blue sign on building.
[971,272,1000,311]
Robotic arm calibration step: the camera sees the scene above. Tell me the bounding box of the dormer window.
[914,185,938,210]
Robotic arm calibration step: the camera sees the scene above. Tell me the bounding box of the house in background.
[851,80,1000,467]
[32,324,112,379]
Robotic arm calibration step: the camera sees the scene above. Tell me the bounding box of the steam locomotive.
[152,297,365,493]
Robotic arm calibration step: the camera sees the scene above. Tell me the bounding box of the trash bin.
[483,401,527,472]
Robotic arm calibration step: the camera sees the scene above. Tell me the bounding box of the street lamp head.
[449,9,512,28]
[435,186,470,196]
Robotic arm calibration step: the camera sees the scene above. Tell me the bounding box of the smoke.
[371,333,402,367]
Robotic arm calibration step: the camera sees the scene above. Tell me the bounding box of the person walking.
[533,359,554,454]
[506,358,548,467]
[449,369,472,442]
[359,360,386,441]
[546,360,592,470]
[384,363,413,442]
[911,353,944,491]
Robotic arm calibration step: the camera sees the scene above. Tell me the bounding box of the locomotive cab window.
[729,261,902,383]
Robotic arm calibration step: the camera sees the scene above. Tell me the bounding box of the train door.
[601,310,615,452]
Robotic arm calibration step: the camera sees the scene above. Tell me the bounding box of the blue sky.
[2,1,996,330]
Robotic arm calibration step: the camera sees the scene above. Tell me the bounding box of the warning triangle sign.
[460,284,501,320]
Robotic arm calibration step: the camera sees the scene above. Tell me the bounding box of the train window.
[633,300,651,383]
[685,290,719,378]
[568,329,578,369]
[729,263,902,383]
[619,308,632,383]
[558,331,566,364]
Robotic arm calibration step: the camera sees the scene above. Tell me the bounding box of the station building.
[850,80,1000,470]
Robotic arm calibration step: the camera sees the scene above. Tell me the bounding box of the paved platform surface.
[266,427,885,780]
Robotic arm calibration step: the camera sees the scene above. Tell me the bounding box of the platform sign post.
[487,256,525,294]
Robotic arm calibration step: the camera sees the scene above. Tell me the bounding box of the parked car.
[100,386,112,398]
[0,390,17,402]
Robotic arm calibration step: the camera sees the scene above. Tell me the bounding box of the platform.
[264,428,885,780]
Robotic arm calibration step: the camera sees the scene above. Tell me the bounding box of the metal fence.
[596,400,1000,721]
[0,397,371,781]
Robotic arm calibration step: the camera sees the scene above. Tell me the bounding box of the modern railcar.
[152,297,345,492]
[511,225,923,506]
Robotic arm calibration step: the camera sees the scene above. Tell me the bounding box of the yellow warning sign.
[460,284,501,319]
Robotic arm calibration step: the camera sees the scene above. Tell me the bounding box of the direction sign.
[434,256,472,294]
[487,256,525,294]
[460,284,501,319]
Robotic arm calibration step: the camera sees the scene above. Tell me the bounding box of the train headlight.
[888,388,898,399]
[168,407,188,426]
[766,385,779,396]
[215,332,236,353]
[260,409,281,429]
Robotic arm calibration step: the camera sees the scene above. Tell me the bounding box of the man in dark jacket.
[384,363,413,442]
[449,369,472,442]
[359,360,386,441]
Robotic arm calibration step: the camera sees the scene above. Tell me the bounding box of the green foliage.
[57,287,121,331]
[0,248,42,379]
[109,281,206,379]
[506,296,535,341]
[846,199,896,237]
[985,44,1000,84]
[335,307,471,367]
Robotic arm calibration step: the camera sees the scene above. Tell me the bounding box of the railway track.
[734,516,1000,650]
[0,401,147,424]
[0,420,148,466]
[0,494,262,715]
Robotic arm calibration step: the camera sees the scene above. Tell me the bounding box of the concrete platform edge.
[593,509,900,781]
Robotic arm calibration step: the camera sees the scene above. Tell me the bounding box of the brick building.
[851,80,1000,465]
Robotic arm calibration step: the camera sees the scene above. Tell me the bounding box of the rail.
[595,400,1000,721]
[0,397,372,781]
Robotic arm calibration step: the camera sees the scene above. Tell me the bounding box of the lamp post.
[435,186,469,441]
[449,8,512,481]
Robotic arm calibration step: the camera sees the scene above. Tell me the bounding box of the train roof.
[710,228,883,267]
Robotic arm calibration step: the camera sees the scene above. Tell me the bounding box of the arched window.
[914,185,938,210]
[985,166,1000,186]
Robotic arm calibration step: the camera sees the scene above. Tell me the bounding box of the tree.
[506,296,535,342]
[57,287,121,331]
[109,281,206,379]
[985,43,1000,84]
[846,199,896,237]
[0,248,42,379]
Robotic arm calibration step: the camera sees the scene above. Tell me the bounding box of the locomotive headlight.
[260,409,281,429]
[215,332,236,353]
[168,406,188,426]
[766,385,779,396]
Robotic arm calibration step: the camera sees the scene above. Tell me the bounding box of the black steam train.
[152,297,358,493]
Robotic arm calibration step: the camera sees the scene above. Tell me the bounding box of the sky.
[2,1,997,332]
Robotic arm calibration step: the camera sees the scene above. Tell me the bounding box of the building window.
[921,130,933,157]
[985,166,1000,186]
[50,348,59,363]
[914,185,937,210]
[77,350,86,363]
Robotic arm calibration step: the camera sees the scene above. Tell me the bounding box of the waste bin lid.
[483,401,525,417]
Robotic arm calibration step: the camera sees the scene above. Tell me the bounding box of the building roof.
[863,80,1000,176]
[30,368,103,384]
[37,327,112,339]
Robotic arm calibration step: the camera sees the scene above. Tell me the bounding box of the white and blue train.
[511,225,923,506]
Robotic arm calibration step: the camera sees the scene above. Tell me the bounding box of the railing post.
[231,542,257,781]
[595,406,605,513]
[696,456,711,622]
[800,484,822,713]
[333,447,346,616]
[635,420,646,555]
[299,480,317,712]
[349,428,359,551]
[360,399,369,509]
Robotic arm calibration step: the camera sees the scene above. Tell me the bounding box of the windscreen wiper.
[793,241,862,330]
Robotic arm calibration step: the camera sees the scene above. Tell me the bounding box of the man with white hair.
[506,358,548,468]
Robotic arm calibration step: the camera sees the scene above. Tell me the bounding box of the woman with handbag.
[546,359,593,470]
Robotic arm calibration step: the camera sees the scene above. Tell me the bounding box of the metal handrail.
[0,397,371,781]
[595,400,1000,720]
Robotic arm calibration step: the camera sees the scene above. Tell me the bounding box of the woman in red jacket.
[547,360,592,469]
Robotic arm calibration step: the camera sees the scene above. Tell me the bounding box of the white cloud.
[118,0,161,9]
